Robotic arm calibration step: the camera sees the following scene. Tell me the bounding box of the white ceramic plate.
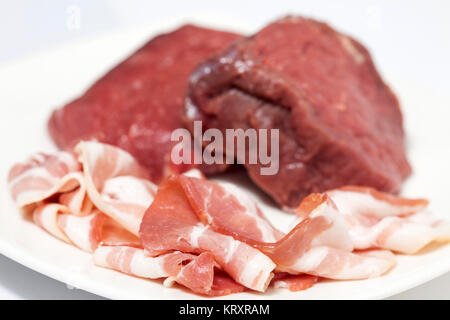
[1,14,450,300]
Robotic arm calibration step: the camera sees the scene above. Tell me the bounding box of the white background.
[0,0,449,299]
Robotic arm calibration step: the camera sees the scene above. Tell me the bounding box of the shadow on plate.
[0,255,104,300]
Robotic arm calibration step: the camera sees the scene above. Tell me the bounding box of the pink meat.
[139,175,276,292]
[178,175,283,242]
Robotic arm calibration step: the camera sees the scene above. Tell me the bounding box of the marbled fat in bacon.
[176,177,395,280]
[57,210,105,252]
[8,141,449,295]
[271,273,319,292]
[8,142,154,248]
[8,142,247,296]
[178,175,283,242]
[76,141,157,235]
[139,176,276,292]
[8,152,82,207]
[242,194,395,279]
[32,204,104,252]
[94,246,244,296]
[325,186,449,253]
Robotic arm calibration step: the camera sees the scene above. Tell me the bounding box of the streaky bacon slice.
[175,177,394,280]
[33,203,104,252]
[33,203,140,252]
[59,186,93,216]
[325,186,449,253]
[165,251,245,296]
[139,176,276,292]
[325,186,429,219]
[272,273,319,292]
[33,204,72,243]
[8,152,84,209]
[75,141,157,235]
[178,176,283,242]
[94,246,244,296]
[100,216,141,247]
[8,143,148,251]
[250,194,395,279]
[94,246,192,279]
[201,271,246,296]
[57,210,105,252]
[11,142,450,295]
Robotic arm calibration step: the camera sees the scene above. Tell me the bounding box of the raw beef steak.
[185,16,411,208]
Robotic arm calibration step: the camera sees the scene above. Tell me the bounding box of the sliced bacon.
[174,178,394,280]
[33,203,104,252]
[325,186,429,219]
[139,176,276,292]
[94,246,189,279]
[203,271,246,296]
[179,175,283,242]
[252,195,395,279]
[75,141,157,235]
[9,143,247,295]
[100,217,142,247]
[33,204,72,243]
[93,246,243,296]
[9,142,450,295]
[325,186,448,253]
[9,143,149,252]
[58,186,93,216]
[272,273,319,292]
[57,210,105,252]
[8,152,84,208]
[165,252,245,296]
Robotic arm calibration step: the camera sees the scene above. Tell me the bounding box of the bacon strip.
[8,144,148,252]
[58,185,93,216]
[33,204,104,252]
[325,186,429,219]
[94,247,191,279]
[33,203,136,252]
[175,177,395,280]
[76,141,157,235]
[272,273,319,292]
[100,217,141,247]
[139,176,276,292]
[8,143,249,296]
[179,176,283,242]
[57,211,105,252]
[9,142,449,295]
[94,246,244,296]
[253,195,395,279]
[326,187,449,253]
[8,152,83,208]
[33,204,72,243]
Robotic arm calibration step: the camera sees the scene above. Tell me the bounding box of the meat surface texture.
[48,25,240,183]
[8,141,449,296]
[324,186,450,254]
[185,16,411,208]
[139,175,277,292]
[7,141,245,295]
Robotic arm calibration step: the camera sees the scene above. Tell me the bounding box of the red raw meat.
[48,25,241,183]
[185,16,411,208]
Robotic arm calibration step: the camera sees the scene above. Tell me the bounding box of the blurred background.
[0,0,449,299]
[1,0,449,92]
